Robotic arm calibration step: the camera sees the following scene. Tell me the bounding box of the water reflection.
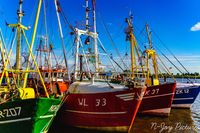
[49,106,198,133]
[191,94,200,132]
[131,109,197,133]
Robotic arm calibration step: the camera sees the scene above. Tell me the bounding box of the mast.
[0,0,49,97]
[54,0,70,81]
[145,23,159,84]
[0,0,48,97]
[145,23,151,79]
[22,0,44,88]
[92,0,99,77]
[16,0,24,86]
[38,39,42,67]
[43,0,51,69]
[16,0,24,70]
[6,0,28,86]
[125,16,136,79]
[145,23,153,49]
[86,0,89,32]
[74,33,80,80]
[73,0,98,80]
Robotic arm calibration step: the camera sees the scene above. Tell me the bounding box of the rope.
[97,38,118,73]
[98,12,129,70]
[161,53,193,83]
[152,38,194,83]
[157,55,175,80]
[152,30,191,74]
[136,25,178,81]
[59,4,75,32]
[157,54,174,79]
[0,93,19,105]
[110,54,124,71]
[0,30,19,89]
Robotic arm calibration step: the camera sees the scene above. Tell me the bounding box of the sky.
[0,0,200,74]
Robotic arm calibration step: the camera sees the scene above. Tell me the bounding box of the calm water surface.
[49,78,200,133]
[131,94,200,133]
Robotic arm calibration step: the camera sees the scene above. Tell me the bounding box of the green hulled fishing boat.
[0,0,65,132]
[0,98,61,133]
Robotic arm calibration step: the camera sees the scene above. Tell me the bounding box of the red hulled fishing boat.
[139,83,176,116]
[60,81,146,132]
[54,0,146,132]
[124,16,176,116]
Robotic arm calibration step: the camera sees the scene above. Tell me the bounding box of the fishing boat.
[124,16,176,116]
[34,39,69,95]
[172,82,200,108]
[28,0,70,97]
[38,66,69,95]
[60,82,146,132]
[0,0,65,132]
[55,0,146,132]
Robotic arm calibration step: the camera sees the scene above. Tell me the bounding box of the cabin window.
[59,73,63,78]
[45,73,48,78]
[2,78,6,85]
[54,73,57,77]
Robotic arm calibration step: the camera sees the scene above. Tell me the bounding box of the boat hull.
[0,98,61,133]
[172,84,200,108]
[58,82,145,132]
[138,83,176,116]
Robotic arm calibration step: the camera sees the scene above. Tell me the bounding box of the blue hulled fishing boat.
[172,82,200,108]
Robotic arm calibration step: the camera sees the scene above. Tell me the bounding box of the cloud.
[158,55,200,62]
[190,22,200,31]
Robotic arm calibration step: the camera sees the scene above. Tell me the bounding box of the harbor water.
[49,79,200,133]
[131,94,200,133]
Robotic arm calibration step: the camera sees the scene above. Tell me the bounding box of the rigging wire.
[110,54,124,71]
[160,52,193,83]
[152,29,191,74]
[136,25,184,78]
[26,0,38,53]
[57,1,121,75]
[59,5,75,32]
[131,25,175,81]
[97,37,118,73]
[1,30,19,88]
[98,12,129,70]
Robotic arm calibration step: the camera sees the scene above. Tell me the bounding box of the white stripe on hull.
[123,98,134,101]
[116,93,135,101]
[139,107,171,116]
[172,104,191,108]
[173,97,194,100]
[0,117,31,124]
[143,93,174,99]
[115,93,134,97]
[39,114,54,119]
[0,114,55,124]
[65,109,127,115]
[119,95,134,99]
